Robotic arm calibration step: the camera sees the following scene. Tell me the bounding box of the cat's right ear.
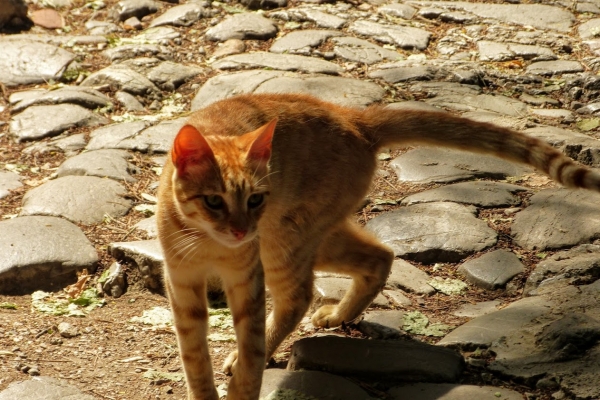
[172,125,216,175]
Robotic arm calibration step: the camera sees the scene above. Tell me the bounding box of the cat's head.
[169,119,276,248]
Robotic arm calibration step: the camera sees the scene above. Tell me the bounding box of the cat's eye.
[247,193,264,208]
[203,195,224,210]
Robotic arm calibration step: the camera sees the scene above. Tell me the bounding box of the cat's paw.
[311,305,344,328]
[223,350,238,376]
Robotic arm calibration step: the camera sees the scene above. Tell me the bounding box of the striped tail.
[358,107,600,192]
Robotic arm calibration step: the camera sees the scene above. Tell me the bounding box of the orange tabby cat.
[157,93,600,400]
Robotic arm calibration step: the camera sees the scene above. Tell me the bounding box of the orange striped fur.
[157,93,600,400]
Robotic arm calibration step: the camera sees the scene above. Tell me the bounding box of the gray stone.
[213,52,342,75]
[526,60,584,76]
[530,108,573,120]
[333,36,402,65]
[314,277,389,309]
[205,13,278,42]
[460,111,528,131]
[102,262,126,298]
[103,44,173,62]
[87,121,148,151]
[147,61,203,90]
[56,149,136,182]
[524,244,600,296]
[458,250,525,290]
[134,26,180,43]
[115,91,145,111]
[286,8,347,29]
[452,300,501,318]
[288,336,464,383]
[81,64,160,95]
[414,2,575,32]
[9,104,108,142]
[386,259,435,295]
[0,376,96,400]
[191,71,385,110]
[1,33,106,47]
[85,20,122,35]
[425,92,528,117]
[110,0,160,22]
[523,125,600,167]
[212,39,246,59]
[385,101,443,112]
[58,322,79,338]
[10,86,112,113]
[366,202,497,263]
[378,3,416,20]
[440,11,476,24]
[485,284,600,398]
[383,289,412,307]
[134,216,157,238]
[369,65,434,83]
[149,3,209,27]
[477,40,555,62]
[437,296,552,349]
[387,383,523,400]
[0,39,75,87]
[0,171,22,200]
[20,176,132,225]
[512,189,600,250]
[584,38,600,56]
[578,18,600,39]
[0,216,98,295]
[520,93,560,107]
[109,240,164,290]
[349,20,431,50]
[401,181,527,208]
[260,369,372,400]
[242,0,287,9]
[270,30,341,55]
[23,133,87,157]
[87,119,185,153]
[357,310,405,339]
[578,2,600,14]
[390,148,531,185]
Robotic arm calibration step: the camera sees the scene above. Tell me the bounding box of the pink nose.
[231,228,247,240]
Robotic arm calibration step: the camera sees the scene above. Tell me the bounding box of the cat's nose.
[231,228,247,240]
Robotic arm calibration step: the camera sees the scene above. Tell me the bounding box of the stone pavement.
[2,0,600,399]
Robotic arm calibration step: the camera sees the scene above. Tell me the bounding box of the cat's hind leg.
[165,277,219,400]
[220,261,266,400]
[311,221,394,328]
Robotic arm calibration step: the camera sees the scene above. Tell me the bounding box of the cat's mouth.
[213,230,257,248]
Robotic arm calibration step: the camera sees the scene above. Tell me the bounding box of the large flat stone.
[437,296,552,349]
[56,149,136,182]
[314,277,389,309]
[260,369,371,400]
[413,2,574,32]
[288,336,464,383]
[109,240,164,291]
[391,148,530,185]
[366,202,497,263]
[458,250,525,290]
[524,244,600,295]
[86,119,185,153]
[387,383,523,400]
[0,216,98,295]
[285,7,347,29]
[269,30,341,54]
[512,189,600,250]
[386,259,435,295]
[523,126,600,167]
[333,36,402,64]
[0,376,96,400]
[477,40,555,62]
[10,86,112,113]
[205,13,277,41]
[9,104,108,143]
[400,181,527,208]
[149,2,210,27]
[0,171,22,200]
[0,39,75,87]
[20,176,132,225]
[191,71,385,110]
[212,52,343,75]
[349,20,431,50]
[81,64,160,95]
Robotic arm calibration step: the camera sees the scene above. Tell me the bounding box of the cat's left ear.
[247,118,277,163]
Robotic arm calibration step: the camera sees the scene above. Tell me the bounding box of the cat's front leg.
[165,277,219,400]
[220,261,266,400]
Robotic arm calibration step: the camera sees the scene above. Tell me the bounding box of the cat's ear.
[247,118,277,163]
[172,125,216,174]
